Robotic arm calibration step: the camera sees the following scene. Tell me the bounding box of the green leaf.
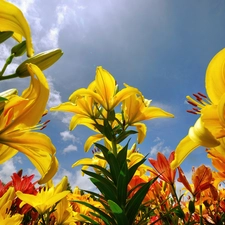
[173,206,185,219]
[108,200,129,225]
[117,162,128,207]
[107,110,115,121]
[125,177,157,224]
[107,151,120,184]
[74,200,116,225]
[95,143,120,184]
[116,130,137,144]
[0,96,7,102]
[95,143,110,161]
[90,178,119,204]
[127,156,147,183]
[116,141,129,169]
[94,123,106,135]
[80,214,100,225]
[103,119,114,141]
[83,164,112,180]
[82,170,116,194]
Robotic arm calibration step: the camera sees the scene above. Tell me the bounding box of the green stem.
[111,138,117,157]
[0,73,19,80]
[0,54,14,77]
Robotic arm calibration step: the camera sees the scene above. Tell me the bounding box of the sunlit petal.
[205,48,225,104]
[84,133,104,152]
[189,118,220,147]
[133,122,146,144]
[171,135,200,169]
[0,1,34,56]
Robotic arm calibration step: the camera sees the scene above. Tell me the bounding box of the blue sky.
[1,0,225,189]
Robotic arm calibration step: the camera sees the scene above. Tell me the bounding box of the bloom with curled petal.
[0,0,34,57]
[0,63,58,184]
[122,93,174,143]
[171,49,225,169]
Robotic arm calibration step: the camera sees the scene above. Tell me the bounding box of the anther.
[187,100,197,107]
[186,110,197,115]
[198,92,207,98]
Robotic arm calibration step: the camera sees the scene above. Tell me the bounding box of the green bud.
[11,40,27,57]
[0,31,13,44]
[188,200,195,214]
[16,48,63,78]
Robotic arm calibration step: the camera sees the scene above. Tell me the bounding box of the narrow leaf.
[126,177,157,224]
[108,200,129,225]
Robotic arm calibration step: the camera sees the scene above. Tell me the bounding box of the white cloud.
[0,159,18,183]
[149,137,171,156]
[53,167,95,191]
[47,76,62,108]
[60,130,80,143]
[62,144,78,154]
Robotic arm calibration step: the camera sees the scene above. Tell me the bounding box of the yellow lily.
[0,0,34,57]
[122,93,174,143]
[0,187,23,225]
[171,48,225,169]
[67,186,104,223]
[0,63,58,184]
[53,197,76,225]
[69,66,142,111]
[16,177,70,214]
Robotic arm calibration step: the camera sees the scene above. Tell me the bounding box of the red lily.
[148,151,176,184]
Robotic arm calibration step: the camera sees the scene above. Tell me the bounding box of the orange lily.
[149,151,176,184]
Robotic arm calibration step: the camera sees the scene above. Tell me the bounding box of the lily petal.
[205,48,225,104]
[72,158,93,167]
[171,135,200,169]
[84,133,104,152]
[0,1,34,57]
[189,118,220,147]
[133,122,147,144]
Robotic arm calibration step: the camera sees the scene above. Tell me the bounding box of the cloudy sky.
[1,0,225,189]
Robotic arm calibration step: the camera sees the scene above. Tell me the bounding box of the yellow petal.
[205,48,225,104]
[0,131,57,183]
[0,145,17,164]
[72,158,93,167]
[113,87,142,110]
[142,106,174,120]
[171,135,200,169]
[189,118,220,147]
[84,133,104,152]
[38,155,58,185]
[218,93,225,127]
[0,1,34,57]
[69,114,94,130]
[133,122,147,144]
[95,66,115,109]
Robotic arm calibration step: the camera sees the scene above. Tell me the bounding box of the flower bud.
[11,40,27,57]
[16,48,63,78]
[0,31,13,43]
